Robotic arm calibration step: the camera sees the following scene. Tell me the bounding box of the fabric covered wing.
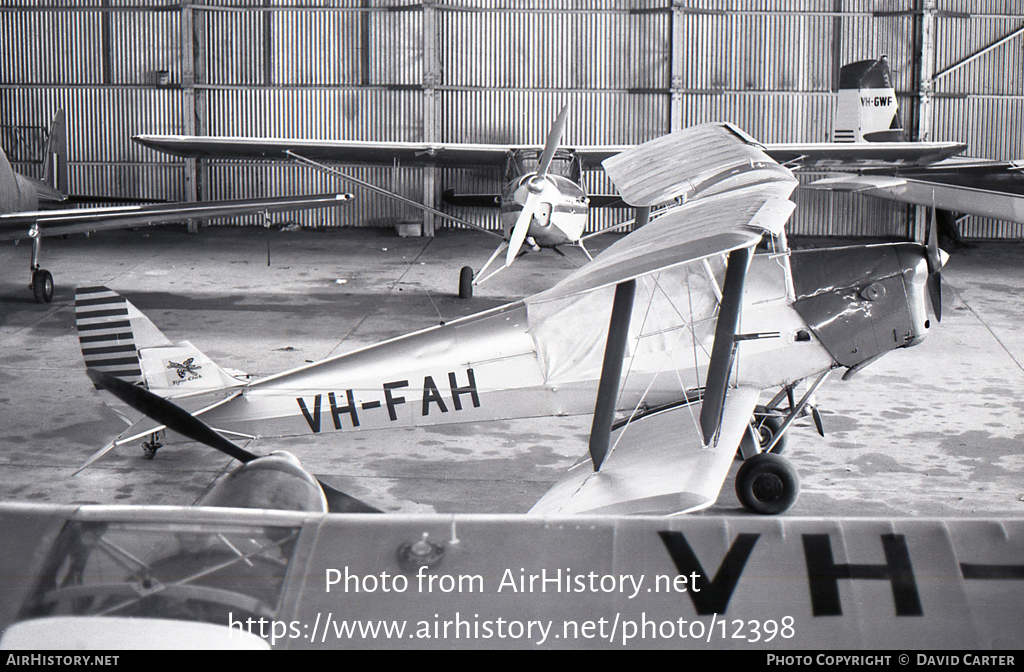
[0,194,352,240]
[528,185,795,303]
[530,387,760,515]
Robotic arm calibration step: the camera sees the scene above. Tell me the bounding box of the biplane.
[76,122,946,518]
[75,123,946,516]
[0,110,353,303]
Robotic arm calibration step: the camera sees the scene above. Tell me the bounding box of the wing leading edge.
[0,193,353,240]
[133,134,631,170]
[531,388,761,515]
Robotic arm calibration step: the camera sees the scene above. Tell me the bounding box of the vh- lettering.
[296,368,482,432]
[802,533,923,617]
[658,531,759,614]
[297,394,322,433]
[329,390,359,429]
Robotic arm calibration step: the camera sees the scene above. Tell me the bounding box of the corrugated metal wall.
[1,0,1021,237]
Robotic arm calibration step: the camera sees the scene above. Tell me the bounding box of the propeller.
[505,105,569,267]
[84,369,380,513]
[926,207,946,322]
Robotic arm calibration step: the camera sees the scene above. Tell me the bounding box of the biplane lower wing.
[530,388,760,515]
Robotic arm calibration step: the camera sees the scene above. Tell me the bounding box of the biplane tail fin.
[834,56,904,143]
[76,286,246,396]
[41,108,68,197]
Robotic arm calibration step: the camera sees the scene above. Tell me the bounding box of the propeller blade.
[316,478,382,513]
[927,208,943,274]
[85,369,258,464]
[810,405,825,437]
[926,207,943,322]
[506,189,542,267]
[535,105,569,179]
[928,270,942,323]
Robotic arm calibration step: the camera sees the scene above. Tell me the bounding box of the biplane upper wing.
[527,123,799,515]
[0,193,352,240]
[133,134,630,170]
[528,123,797,303]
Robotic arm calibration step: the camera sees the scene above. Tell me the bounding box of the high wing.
[761,140,967,169]
[527,123,800,515]
[133,134,629,170]
[0,193,352,240]
[802,158,1024,224]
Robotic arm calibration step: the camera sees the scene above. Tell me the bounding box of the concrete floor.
[1,225,1022,517]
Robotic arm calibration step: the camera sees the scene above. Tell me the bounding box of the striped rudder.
[75,286,142,387]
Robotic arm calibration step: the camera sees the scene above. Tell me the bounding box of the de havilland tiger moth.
[75,122,947,517]
[0,109,353,304]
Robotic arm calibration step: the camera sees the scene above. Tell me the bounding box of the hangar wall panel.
[0,1,1020,239]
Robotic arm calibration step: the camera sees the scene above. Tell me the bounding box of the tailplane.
[76,286,247,396]
[834,56,904,143]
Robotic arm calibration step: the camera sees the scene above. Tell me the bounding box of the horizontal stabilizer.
[76,286,246,395]
[530,388,760,515]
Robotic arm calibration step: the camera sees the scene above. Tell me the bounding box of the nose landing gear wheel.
[32,269,54,303]
[458,266,474,299]
[735,452,799,514]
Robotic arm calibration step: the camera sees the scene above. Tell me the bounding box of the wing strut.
[588,279,637,471]
[699,246,752,445]
[285,150,504,239]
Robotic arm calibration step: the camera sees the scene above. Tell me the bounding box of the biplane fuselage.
[196,243,933,441]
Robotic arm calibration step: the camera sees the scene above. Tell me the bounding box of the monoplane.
[79,123,946,516]
[769,56,1024,228]
[134,107,634,299]
[1,110,353,303]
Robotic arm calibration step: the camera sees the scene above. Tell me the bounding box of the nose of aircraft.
[897,241,948,347]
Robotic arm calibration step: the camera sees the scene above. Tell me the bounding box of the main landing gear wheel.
[735,452,799,515]
[458,266,474,299]
[31,269,53,303]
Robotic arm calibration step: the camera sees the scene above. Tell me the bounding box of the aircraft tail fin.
[42,109,68,196]
[834,56,904,143]
[76,286,247,396]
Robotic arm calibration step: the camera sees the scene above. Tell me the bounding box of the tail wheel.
[32,269,54,303]
[458,266,474,299]
[735,452,799,515]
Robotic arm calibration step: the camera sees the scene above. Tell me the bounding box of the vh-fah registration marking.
[296,368,480,433]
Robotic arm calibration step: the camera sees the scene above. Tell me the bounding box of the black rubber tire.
[735,452,800,515]
[754,412,787,454]
[458,266,474,299]
[32,269,53,303]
